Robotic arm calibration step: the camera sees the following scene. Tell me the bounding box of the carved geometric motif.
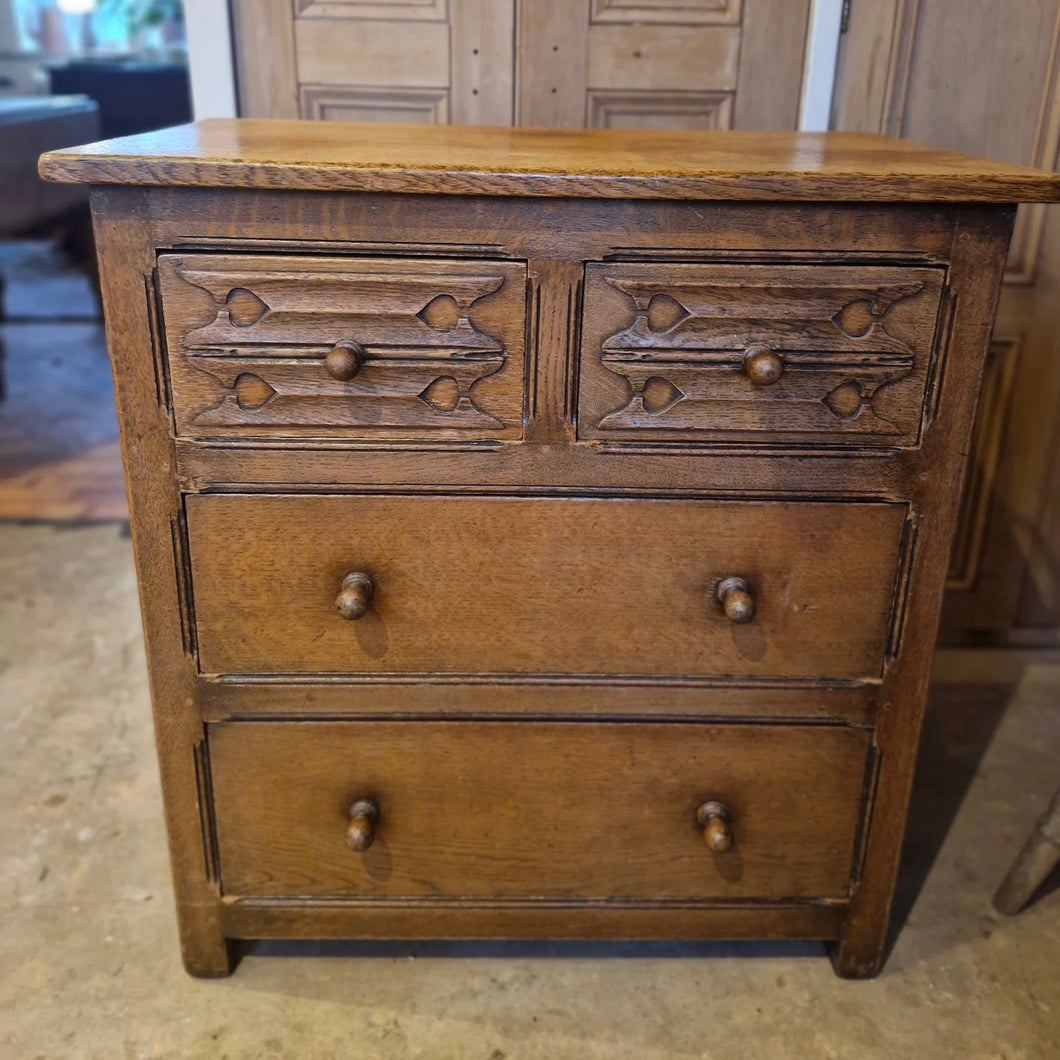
[157,254,526,439]
[578,263,946,448]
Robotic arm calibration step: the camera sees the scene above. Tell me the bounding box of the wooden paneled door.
[230,0,516,125]
[516,0,809,129]
[230,0,811,131]
[833,0,1060,642]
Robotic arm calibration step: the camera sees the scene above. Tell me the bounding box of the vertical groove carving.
[848,738,882,896]
[525,274,541,423]
[922,286,957,429]
[886,515,918,665]
[564,275,584,425]
[145,272,172,413]
[192,739,221,887]
[170,510,198,661]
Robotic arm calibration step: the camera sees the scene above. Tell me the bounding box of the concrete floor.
[1,521,1058,1059]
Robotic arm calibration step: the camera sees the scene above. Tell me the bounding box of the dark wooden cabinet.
[40,120,1060,979]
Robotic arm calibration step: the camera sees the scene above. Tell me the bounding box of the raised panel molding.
[590,0,741,25]
[300,85,449,123]
[588,89,733,129]
[586,24,741,92]
[294,17,450,87]
[836,0,1060,286]
[1006,10,1060,284]
[296,0,449,19]
[947,336,1022,589]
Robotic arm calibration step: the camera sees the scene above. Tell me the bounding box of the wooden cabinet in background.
[230,0,811,131]
[833,0,1060,642]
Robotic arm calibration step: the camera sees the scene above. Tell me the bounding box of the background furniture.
[0,93,98,400]
[48,59,190,139]
[994,787,1060,914]
[230,0,809,130]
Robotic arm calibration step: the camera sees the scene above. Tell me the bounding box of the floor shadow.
[883,676,1018,958]
[244,937,825,963]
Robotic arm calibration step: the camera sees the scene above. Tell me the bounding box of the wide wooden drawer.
[185,494,907,679]
[209,721,872,900]
[578,262,945,448]
[157,253,526,440]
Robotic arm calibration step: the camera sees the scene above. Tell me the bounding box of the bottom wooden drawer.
[209,721,872,902]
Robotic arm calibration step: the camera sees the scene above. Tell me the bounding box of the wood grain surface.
[39,120,1060,201]
[157,252,526,439]
[186,494,907,679]
[65,135,1024,977]
[578,262,945,447]
[209,720,871,900]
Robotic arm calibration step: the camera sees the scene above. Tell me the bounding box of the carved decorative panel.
[300,85,449,123]
[296,0,449,19]
[588,89,733,129]
[157,253,526,440]
[947,336,1021,589]
[578,263,946,448]
[590,0,741,25]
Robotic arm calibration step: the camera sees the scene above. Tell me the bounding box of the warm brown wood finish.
[578,262,945,447]
[39,120,1060,201]
[697,800,735,853]
[210,721,870,900]
[157,252,527,440]
[344,798,380,853]
[40,121,1058,978]
[186,494,906,679]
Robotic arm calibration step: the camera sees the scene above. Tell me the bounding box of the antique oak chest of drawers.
[41,121,1060,978]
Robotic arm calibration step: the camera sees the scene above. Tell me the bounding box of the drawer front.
[578,262,945,448]
[210,721,871,900]
[186,494,907,679]
[158,253,527,439]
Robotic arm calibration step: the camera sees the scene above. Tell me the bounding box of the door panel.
[832,0,1060,639]
[517,0,808,129]
[232,0,517,126]
[231,0,811,132]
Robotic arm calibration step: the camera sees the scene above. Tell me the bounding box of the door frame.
[189,0,843,126]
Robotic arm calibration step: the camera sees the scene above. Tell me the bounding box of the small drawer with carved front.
[156,253,527,440]
[577,262,946,448]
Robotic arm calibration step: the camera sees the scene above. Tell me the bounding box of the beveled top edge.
[39,118,1060,203]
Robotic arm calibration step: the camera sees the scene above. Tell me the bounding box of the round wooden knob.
[716,576,756,624]
[336,571,374,620]
[345,798,379,852]
[696,800,734,853]
[743,346,784,386]
[324,340,365,381]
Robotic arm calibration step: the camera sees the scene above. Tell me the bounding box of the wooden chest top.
[39,118,1060,201]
